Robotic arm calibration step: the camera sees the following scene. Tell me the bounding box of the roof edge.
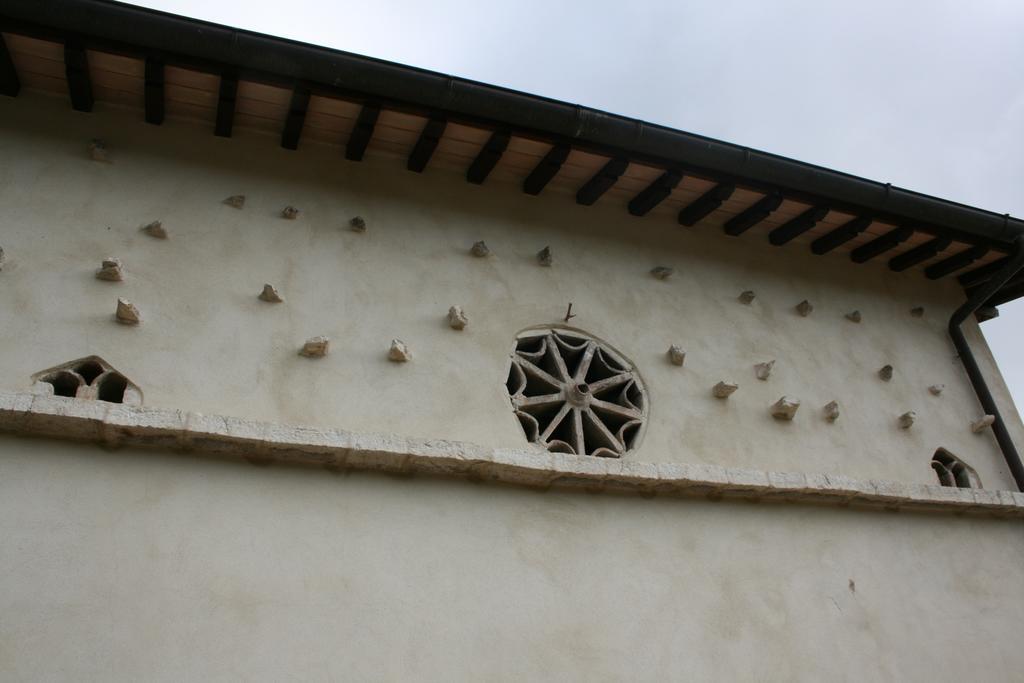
[1,0,1022,247]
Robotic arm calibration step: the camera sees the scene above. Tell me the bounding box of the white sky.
[127,0,1024,407]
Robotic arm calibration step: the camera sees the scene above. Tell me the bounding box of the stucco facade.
[1,93,1022,485]
[2,436,1024,681]
[2,32,1024,681]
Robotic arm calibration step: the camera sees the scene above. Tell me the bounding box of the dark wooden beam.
[0,34,19,97]
[987,278,1024,309]
[63,40,93,112]
[768,205,828,246]
[627,169,682,216]
[678,184,734,226]
[281,87,310,150]
[958,256,1012,289]
[925,245,989,280]
[523,144,569,196]
[466,130,510,185]
[850,227,913,263]
[810,216,871,255]
[143,57,164,125]
[983,273,1024,308]
[970,269,1024,301]
[887,237,952,272]
[214,72,237,137]
[576,157,628,206]
[407,115,447,172]
[724,192,782,236]
[344,102,380,161]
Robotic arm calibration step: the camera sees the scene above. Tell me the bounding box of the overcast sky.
[129,0,1024,406]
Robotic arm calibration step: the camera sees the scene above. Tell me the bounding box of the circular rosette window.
[505,328,647,458]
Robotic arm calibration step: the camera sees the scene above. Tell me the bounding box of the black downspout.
[948,237,1024,491]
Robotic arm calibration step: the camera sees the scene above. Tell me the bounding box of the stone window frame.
[505,326,648,458]
[30,356,142,406]
[931,448,982,489]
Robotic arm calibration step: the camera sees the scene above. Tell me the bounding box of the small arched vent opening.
[931,448,982,489]
[75,360,105,384]
[97,372,128,403]
[505,328,647,458]
[43,371,82,398]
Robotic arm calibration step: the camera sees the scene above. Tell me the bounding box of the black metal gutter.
[948,238,1024,491]
[2,0,1023,252]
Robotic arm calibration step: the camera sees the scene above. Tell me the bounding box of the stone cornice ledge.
[2,392,1022,518]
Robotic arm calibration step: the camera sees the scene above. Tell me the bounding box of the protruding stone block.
[795,300,813,317]
[971,414,995,433]
[910,306,924,318]
[0,246,5,271]
[823,400,840,422]
[898,411,916,429]
[770,396,800,420]
[350,216,366,232]
[95,257,124,281]
[23,395,110,441]
[738,290,756,304]
[725,468,769,491]
[299,336,329,358]
[767,470,808,494]
[667,345,686,366]
[712,381,738,398]
[845,310,862,323]
[88,139,109,162]
[223,194,245,209]
[141,220,167,239]
[281,206,300,220]
[447,306,468,330]
[650,266,673,280]
[115,298,141,325]
[754,360,775,381]
[258,284,284,303]
[388,339,412,362]
[878,364,893,381]
[536,246,552,267]
[470,240,490,257]
[0,392,34,432]
[928,384,945,396]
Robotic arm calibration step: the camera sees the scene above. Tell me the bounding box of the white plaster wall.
[1,92,1022,489]
[1,436,1023,682]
